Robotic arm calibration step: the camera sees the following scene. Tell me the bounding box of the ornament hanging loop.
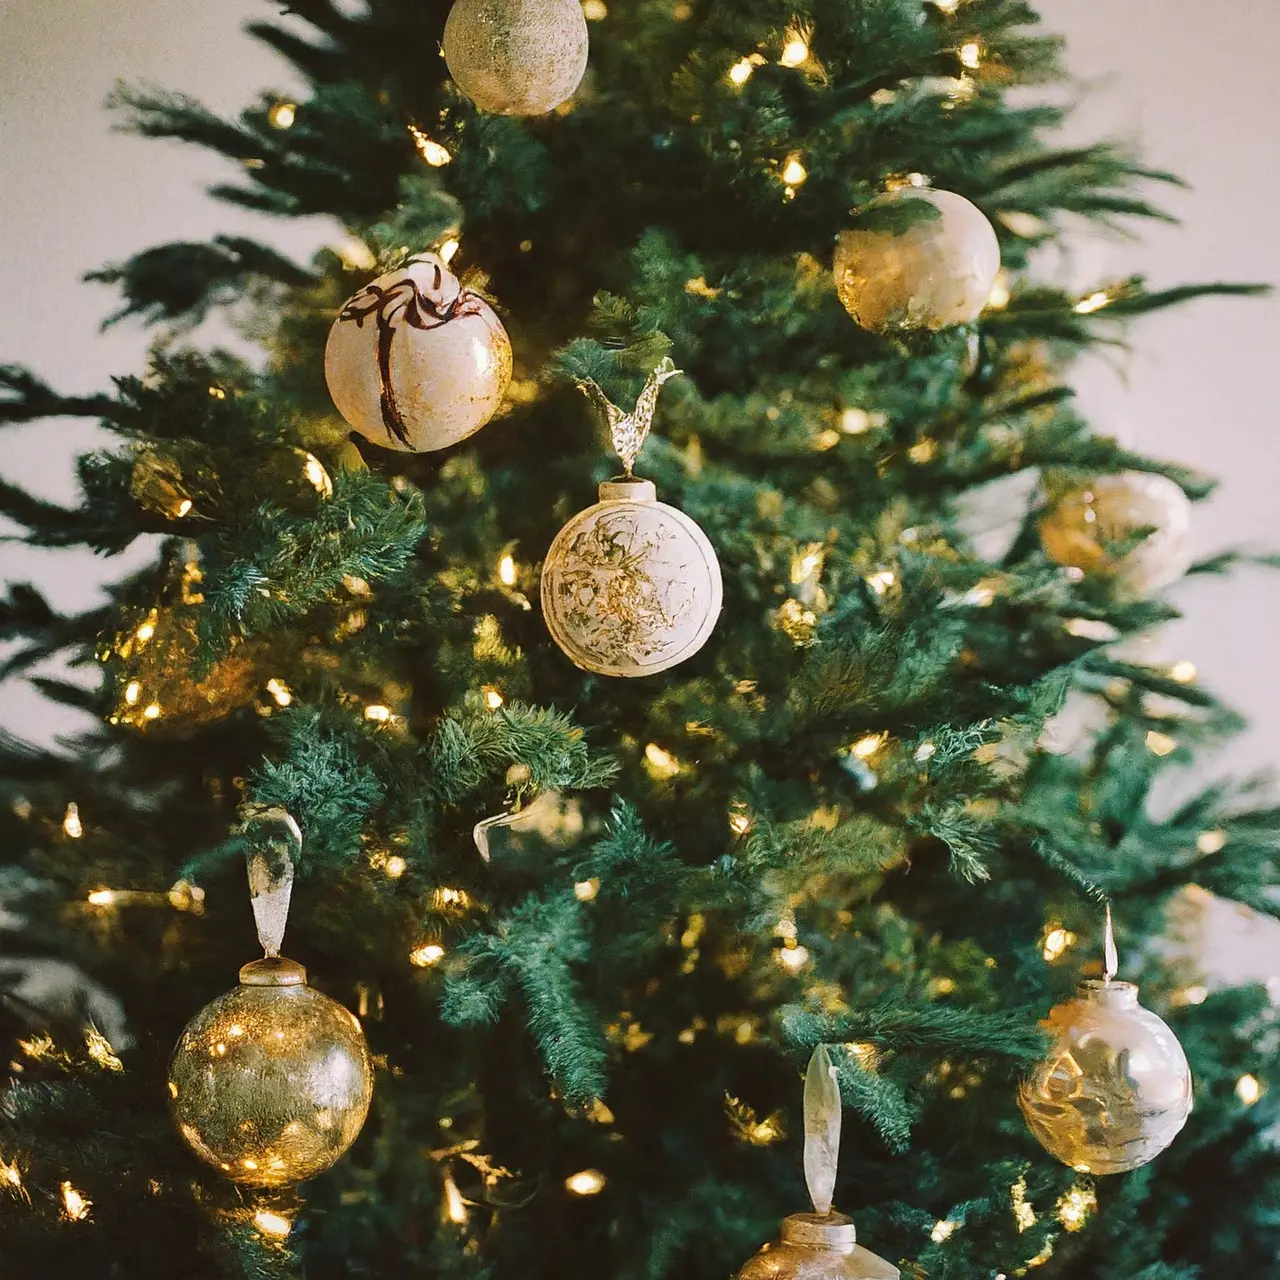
[238,804,302,958]
[576,357,682,477]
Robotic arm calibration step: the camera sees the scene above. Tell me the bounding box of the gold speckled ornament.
[443,0,589,116]
[169,957,374,1187]
[1039,471,1193,595]
[834,187,1000,332]
[1019,979,1191,1175]
[325,254,512,453]
[541,477,722,677]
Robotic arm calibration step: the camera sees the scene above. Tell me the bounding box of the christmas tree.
[1,0,1278,1276]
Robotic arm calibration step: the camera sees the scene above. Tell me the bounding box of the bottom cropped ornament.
[735,1047,899,1280]
[168,807,374,1187]
[1018,908,1191,1174]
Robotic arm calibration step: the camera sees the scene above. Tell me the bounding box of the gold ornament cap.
[782,1211,857,1252]
[239,956,307,987]
[598,477,657,504]
[1077,976,1139,1008]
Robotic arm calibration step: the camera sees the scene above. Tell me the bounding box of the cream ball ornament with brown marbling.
[443,0,589,117]
[834,187,1000,333]
[324,254,512,453]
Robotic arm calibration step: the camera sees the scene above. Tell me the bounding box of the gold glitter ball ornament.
[169,957,374,1187]
[736,1212,900,1280]
[325,253,512,453]
[1019,979,1191,1175]
[541,476,722,677]
[443,0,589,116]
[833,187,1000,332]
[1039,471,1193,595]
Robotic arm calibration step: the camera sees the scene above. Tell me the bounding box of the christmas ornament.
[736,1046,900,1280]
[325,253,511,453]
[443,0,589,117]
[169,808,374,1188]
[1039,471,1193,595]
[540,360,722,677]
[833,187,1000,333]
[1019,907,1191,1175]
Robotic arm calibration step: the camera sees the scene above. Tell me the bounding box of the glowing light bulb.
[268,101,296,129]
[302,452,333,497]
[365,704,392,723]
[411,942,446,968]
[866,570,896,594]
[266,678,293,707]
[1041,925,1076,962]
[63,803,83,839]
[87,889,115,906]
[851,732,886,759]
[1197,829,1227,855]
[123,680,142,706]
[781,154,808,186]
[574,878,600,902]
[777,944,809,972]
[483,687,505,710]
[728,810,752,836]
[643,742,681,778]
[142,703,161,721]
[958,40,981,68]
[254,1209,292,1238]
[728,57,755,85]
[931,1218,958,1243]
[1237,1073,1262,1106]
[565,1169,606,1196]
[1145,730,1177,757]
[498,554,517,585]
[780,33,809,66]
[1170,660,1198,684]
[443,1169,469,1223]
[61,1181,91,1221]
[409,123,452,166]
[1074,290,1111,315]
[438,237,461,264]
[384,855,407,879]
[840,407,871,434]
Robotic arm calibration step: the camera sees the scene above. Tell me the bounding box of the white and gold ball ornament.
[833,187,1000,333]
[1040,471,1193,595]
[1019,977,1191,1174]
[169,956,374,1187]
[443,0,589,117]
[325,253,512,453]
[542,476,722,677]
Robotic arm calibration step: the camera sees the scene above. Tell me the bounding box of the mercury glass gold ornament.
[325,253,512,453]
[833,187,1000,332]
[1019,978,1192,1174]
[443,0,589,116]
[169,956,374,1187]
[736,1046,900,1280]
[541,476,722,677]
[1039,471,1193,595]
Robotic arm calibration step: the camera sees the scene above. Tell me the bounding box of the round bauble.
[1019,978,1191,1175]
[541,477,722,677]
[833,187,1000,332]
[1039,471,1192,595]
[325,254,512,453]
[736,1212,900,1280]
[443,0,589,117]
[169,957,374,1187]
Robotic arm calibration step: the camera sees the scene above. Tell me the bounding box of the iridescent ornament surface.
[1019,978,1191,1174]
[736,1212,900,1280]
[169,957,374,1187]
[1039,471,1192,595]
[443,0,589,116]
[833,187,1000,332]
[541,477,722,677]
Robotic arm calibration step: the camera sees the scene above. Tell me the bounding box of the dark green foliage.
[0,0,1277,1277]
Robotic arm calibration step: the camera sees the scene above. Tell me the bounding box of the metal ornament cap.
[736,1212,900,1279]
[540,476,722,678]
[239,956,307,987]
[1019,977,1192,1175]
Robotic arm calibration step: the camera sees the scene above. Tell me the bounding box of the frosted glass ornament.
[1040,472,1193,595]
[169,957,374,1188]
[443,0,589,117]
[325,254,511,453]
[834,188,1000,332]
[541,477,722,677]
[1019,979,1191,1175]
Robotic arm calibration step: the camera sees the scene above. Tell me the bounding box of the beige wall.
[1,2,1278,797]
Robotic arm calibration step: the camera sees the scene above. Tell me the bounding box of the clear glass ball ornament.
[1039,471,1193,595]
[1019,978,1192,1174]
[833,187,1000,332]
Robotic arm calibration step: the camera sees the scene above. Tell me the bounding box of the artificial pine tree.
[0,1,1278,1276]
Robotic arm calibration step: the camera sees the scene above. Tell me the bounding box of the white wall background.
[1,0,1277,973]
